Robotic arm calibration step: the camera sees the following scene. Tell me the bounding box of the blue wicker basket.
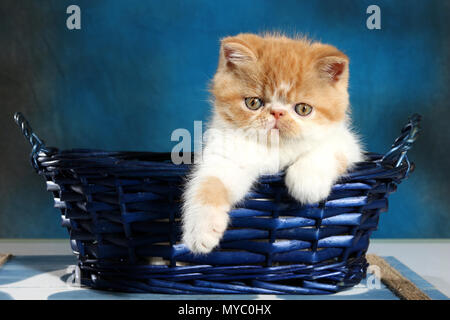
[14,112,420,295]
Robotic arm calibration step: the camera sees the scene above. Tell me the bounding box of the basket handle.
[14,112,50,171]
[381,113,421,173]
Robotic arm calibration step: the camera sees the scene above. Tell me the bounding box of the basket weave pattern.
[14,113,420,294]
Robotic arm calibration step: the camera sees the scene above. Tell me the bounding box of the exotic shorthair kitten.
[181,33,363,254]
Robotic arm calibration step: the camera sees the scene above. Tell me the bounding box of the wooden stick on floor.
[0,254,12,268]
[366,254,431,300]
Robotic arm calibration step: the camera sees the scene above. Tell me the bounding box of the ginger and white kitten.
[181,33,363,254]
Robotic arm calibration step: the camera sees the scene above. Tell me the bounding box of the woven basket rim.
[36,148,411,184]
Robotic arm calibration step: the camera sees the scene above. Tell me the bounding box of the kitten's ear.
[220,37,257,65]
[316,54,349,83]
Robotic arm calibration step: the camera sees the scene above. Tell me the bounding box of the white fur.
[181,110,363,254]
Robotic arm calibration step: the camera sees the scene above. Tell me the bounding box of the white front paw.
[285,167,334,204]
[182,205,229,254]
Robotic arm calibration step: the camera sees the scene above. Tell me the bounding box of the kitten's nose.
[270,109,285,119]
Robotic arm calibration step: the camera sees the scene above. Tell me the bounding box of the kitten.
[181,33,363,254]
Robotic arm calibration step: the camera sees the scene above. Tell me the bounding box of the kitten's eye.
[245,97,264,110]
[294,103,313,116]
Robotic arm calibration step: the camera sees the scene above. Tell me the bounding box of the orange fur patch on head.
[211,33,350,137]
[196,176,230,207]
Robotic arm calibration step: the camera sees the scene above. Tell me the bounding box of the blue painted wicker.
[14,113,420,294]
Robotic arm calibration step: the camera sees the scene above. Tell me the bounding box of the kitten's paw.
[182,205,230,254]
[285,168,334,204]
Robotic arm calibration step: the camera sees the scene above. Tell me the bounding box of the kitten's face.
[211,34,350,140]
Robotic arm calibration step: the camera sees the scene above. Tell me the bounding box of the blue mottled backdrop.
[0,0,449,238]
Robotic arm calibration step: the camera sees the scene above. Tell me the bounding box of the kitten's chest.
[204,132,304,173]
[248,142,303,174]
